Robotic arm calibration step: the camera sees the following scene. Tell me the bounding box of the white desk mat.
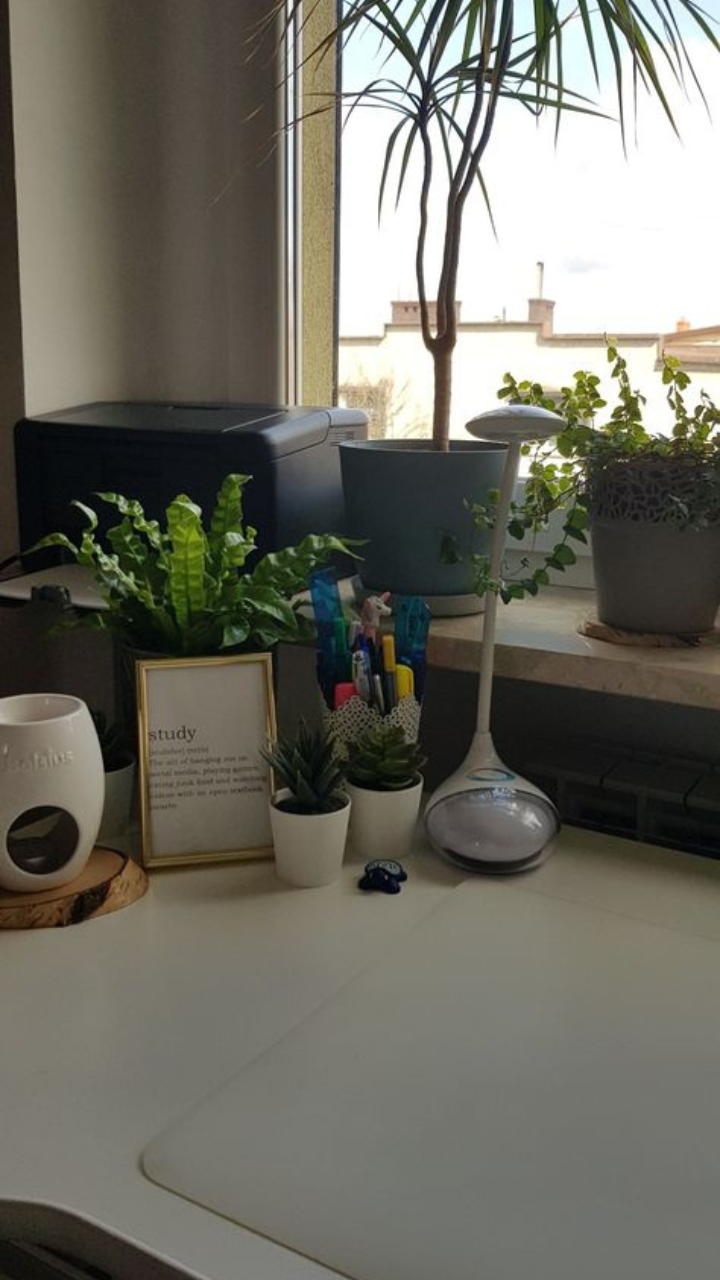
[142,881,720,1280]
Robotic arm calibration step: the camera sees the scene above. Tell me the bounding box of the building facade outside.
[339,299,720,441]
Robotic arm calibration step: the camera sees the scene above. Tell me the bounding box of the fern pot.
[269,789,351,888]
[339,440,507,615]
[589,459,720,634]
[346,775,423,862]
[97,754,136,844]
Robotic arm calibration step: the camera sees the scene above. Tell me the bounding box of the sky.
[338,14,720,338]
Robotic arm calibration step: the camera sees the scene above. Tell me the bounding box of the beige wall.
[1,0,287,560]
[0,1,23,561]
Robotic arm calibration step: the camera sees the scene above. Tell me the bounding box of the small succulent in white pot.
[345,724,427,862]
[261,719,350,888]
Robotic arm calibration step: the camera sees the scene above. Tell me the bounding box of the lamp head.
[466,403,564,444]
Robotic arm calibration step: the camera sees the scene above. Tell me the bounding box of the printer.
[14,400,368,564]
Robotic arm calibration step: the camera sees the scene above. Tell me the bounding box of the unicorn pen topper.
[360,591,391,646]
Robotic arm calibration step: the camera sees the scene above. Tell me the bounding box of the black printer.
[14,401,367,563]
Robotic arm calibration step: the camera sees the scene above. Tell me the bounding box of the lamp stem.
[475,440,522,738]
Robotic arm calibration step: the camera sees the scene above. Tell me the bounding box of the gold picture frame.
[136,653,276,868]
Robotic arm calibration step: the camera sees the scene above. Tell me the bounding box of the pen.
[372,673,386,714]
[396,662,414,700]
[411,651,426,702]
[311,568,344,706]
[347,618,362,649]
[333,616,351,682]
[352,649,371,702]
[334,681,357,710]
[381,634,397,710]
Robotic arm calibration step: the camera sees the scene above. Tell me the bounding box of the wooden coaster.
[0,847,149,930]
[579,616,720,649]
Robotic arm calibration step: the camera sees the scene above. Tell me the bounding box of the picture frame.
[136,653,276,868]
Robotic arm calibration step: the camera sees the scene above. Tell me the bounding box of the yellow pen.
[381,633,397,710]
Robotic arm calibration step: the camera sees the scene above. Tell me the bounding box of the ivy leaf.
[549,543,577,568]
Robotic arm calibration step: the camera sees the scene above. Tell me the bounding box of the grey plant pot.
[588,457,720,634]
[591,518,720,634]
[339,439,507,613]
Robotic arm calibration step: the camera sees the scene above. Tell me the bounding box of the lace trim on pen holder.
[320,693,421,751]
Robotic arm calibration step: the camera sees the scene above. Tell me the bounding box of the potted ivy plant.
[470,348,720,634]
[261,718,350,887]
[265,0,718,610]
[345,723,427,862]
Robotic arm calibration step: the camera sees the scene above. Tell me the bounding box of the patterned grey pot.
[588,458,720,634]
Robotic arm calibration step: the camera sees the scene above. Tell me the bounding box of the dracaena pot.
[339,439,506,615]
[0,693,104,892]
[269,788,351,888]
[346,774,423,862]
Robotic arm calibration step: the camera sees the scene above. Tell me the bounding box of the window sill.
[5,571,717,713]
[428,587,720,711]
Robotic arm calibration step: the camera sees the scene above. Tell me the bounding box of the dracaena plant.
[262,0,719,452]
[31,473,356,656]
[469,348,720,602]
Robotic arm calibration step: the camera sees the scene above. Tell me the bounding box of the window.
[334,11,720,442]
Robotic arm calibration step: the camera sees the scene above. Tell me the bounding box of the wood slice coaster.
[579,616,720,649]
[0,848,149,930]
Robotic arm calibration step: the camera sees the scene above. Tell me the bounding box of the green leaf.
[166,497,208,630]
[549,543,577,567]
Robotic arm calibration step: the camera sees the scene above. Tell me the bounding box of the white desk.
[2,828,720,1279]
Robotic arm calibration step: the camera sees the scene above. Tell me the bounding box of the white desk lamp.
[424,404,564,873]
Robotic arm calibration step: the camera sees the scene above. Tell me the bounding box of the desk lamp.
[424,404,564,873]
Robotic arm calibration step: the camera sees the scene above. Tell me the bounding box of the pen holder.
[321,693,421,751]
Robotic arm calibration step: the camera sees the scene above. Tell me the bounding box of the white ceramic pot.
[346,775,423,862]
[0,693,105,892]
[97,755,136,844]
[269,789,351,888]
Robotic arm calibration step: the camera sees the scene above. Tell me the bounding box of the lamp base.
[432,839,552,876]
[423,734,560,875]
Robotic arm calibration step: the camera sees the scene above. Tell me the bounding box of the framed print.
[136,653,276,868]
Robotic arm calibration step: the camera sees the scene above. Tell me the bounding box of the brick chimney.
[676,316,691,332]
[528,298,555,337]
[391,300,462,327]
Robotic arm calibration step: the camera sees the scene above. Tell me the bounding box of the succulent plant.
[345,724,426,793]
[262,718,347,815]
